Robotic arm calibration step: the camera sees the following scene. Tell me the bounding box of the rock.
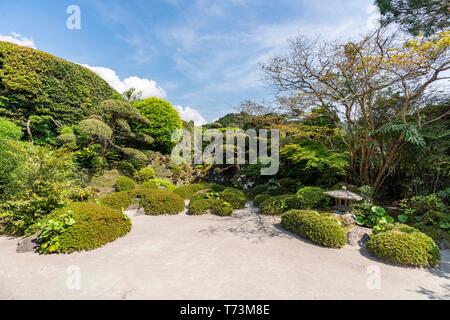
[347,226,372,247]
[341,213,356,226]
[17,236,39,253]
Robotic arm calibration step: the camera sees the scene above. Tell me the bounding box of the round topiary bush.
[133,97,182,153]
[39,202,131,253]
[366,224,440,268]
[189,198,233,216]
[281,210,347,248]
[296,186,331,209]
[98,192,133,211]
[254,194,271,208]
[174,183,209,200]
[115,176,136,192]
[139,189,184,215]
[222,187,246,209]
[260,195,301,215]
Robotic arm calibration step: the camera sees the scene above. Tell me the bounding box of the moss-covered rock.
[281,210,347,248]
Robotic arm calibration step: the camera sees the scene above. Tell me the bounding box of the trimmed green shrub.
[366,224,440,268]
[254,194,271,207]
[189,198,233,216]
[115,176,136,192]
[296,186,331,209]
[133,97,182,153]
[39,202,131,253]
[139,189,184,215]
[174,184,209,200]
[260,195,301,215]
[189,199,215,215]
[281,210,347,248]
[140,178,176,191]
[77,119,112,142]
[222,187,246,209]
[98,192,133,211]
[135,167,156,182]
[0,117,22,140]
[0,41,117,125]
[121,148,148,169]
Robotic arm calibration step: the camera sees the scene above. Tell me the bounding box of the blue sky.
[0,0,378,124]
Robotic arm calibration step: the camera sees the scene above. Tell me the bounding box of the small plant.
[135,167,156,182]
[36,212,75,254]
[355,205,394,232]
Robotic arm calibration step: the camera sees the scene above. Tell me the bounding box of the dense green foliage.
[174,183,210,200]
[281,210,347,248]
[260,195,301,215]
[133,97,182,153]
[134,167,156,182]
[39,202,131,253]
[141,178,176,191]
[253,194,271,208]
[139,189,184,215]
[296,186,331,210]
[366,224,440,267]
[115,176,136,192]
[0,41,117,124]
[98,192,133,211]
[222,187,246,209]
[188,198,233,216]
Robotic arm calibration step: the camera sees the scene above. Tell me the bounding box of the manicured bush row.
[366,224,440,268]
[281,210,347,248]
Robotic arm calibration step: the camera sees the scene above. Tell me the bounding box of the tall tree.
[376,0,449,36]
[263,29,450,194]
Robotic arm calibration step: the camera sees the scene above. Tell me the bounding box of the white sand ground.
[0,203,449,300]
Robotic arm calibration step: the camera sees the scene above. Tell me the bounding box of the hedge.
[42,202,131,253]
[366,224,440,268]
[139,189,184,215]
[281,210,347,248]
[98,191,132,211]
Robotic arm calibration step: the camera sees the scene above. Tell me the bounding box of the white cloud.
[175,105,207,125]
[0,32,36,48]
[82,64,166,98]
